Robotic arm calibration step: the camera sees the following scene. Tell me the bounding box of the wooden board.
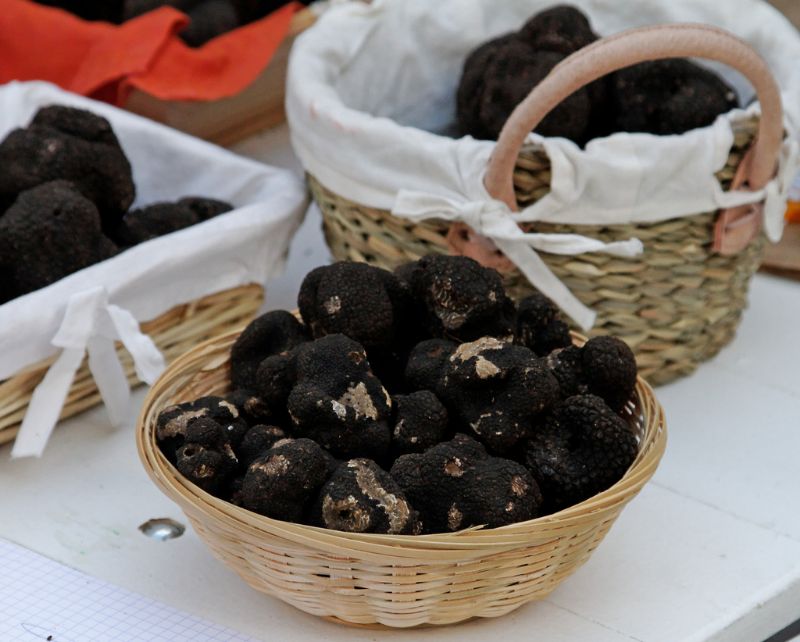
[123,8,316,147]
[761,222,800,279]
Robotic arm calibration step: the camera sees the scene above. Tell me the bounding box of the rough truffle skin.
[404,339,457,395]
[312,459,421,534]
[525,394,638,513]
[515,292,573,357]
[287,335,392,461]
[175,442,237,495]
[403,255,516,342]
[0,181,117,298]
[240,438,330,521]
[298,261,414,355]
[229,310,310,391]
[224,389,275,425]
[611,59,739,136]
[0,106,135,228]
[112,202,197,246]
[438,337,559,454]
[519,5,597,54]
[580,336,637,411]
[544,345,587,399]
[391,391,449,458]
[236,424,288,466]
[391,434,541,533]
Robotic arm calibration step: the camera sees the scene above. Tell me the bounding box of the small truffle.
[175,442,237,495]
[391,434,542,533]
[0,181,117,296]
[580,336,637,411]
[236,424,288,466]
[519,5,598,54]
[229,310,310,391]
[402,255,516,342]
[178,196,233,222]
[404,339,457,394]
[525,394,638,513]
[543,345,587,399]
[0,106,135,228]
[287,335,392,461]
[240,438,330,521]
[391,391,449,458]
[312,458,421,534]
[112,202,197,246]
[515,292,573,357]
[225,389,275,425]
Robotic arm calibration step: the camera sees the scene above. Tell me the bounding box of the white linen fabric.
[0,81,309,457]
[287,0,800,327]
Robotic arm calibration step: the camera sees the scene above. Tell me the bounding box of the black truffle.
[391,391,449,458]
[402,255,515,342]
[0,181,117,297]
[175,441,237,495]
[224,389,275,425]
[178,196,233,222]
[525,395,638,513]
[236,424,289,466]
[580,335,638,411]
[515,292,573,357]
[543,345,587,399]
[240,438,330,521]
[229,310,310,391]
[0,106,135,228]
[112,202,197,246]
[391,434,542,533]
[287,335,392,461]
[404,338,457,394]
[312,458,421,534]
[519,4,598,54]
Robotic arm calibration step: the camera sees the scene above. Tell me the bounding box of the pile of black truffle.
[36,1,310,47]
[157,255,641,535]
[457,5,740,145]
[0,105,233,305]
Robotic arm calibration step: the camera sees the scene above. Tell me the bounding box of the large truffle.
[391,390,449,458]
[0,181,117,297]
[0,106,134,228]
[312,459,421,534]
[391,434,542,533]
[438,337,559,454]
[515,292,573,357]
[287,335,392,461]
[580,335,638,411]
[525,394,638,513]
[402,255,516,342]
[229,310,310,392]
[240,438,330,521]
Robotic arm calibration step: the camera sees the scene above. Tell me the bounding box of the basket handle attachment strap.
[483,23,784,256]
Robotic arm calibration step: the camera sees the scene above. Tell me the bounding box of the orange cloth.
[787,201,800,224]
[0,0,299,105]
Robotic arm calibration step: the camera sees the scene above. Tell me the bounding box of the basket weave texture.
[311,118,763,386]
[137,328,667,628]
[0,284,263,447]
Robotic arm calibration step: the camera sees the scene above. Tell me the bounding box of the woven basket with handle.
[0,284,263,447]
[137,327,667,629]
[311,24,785,385]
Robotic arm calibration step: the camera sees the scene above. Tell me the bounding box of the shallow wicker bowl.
[137,329,667,628]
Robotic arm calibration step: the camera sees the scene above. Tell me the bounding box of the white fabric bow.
[11,287,166,459]
[393,190,644,331]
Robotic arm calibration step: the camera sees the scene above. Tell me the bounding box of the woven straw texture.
[0,284,263,446]
[137,328,667,628]
[311,118,763,386]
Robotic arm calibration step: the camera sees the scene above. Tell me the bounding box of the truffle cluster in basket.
[457,5,739,144]
[0,105,233,305]
[36,0,310,47]
[156,255,641,535]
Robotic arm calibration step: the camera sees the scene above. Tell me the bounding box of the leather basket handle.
[483,23,784,210]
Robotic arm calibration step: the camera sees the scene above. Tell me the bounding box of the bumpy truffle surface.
[403,255,515,342]
[404,338,457,394]
[112,202,197,246]
[0,106,134,227]
[515,292,573,357]
[391,390,449,458]
[525,394,638,513]
[229,310,310,391]
[391,434,541,533]
[580,336,637,411]
[287,335,392,461]
[519,5,597,53]
[225,389,275,425]
[544,345,587,399]
[240,438,330,521]
[312,459,421,534]
[438,337,559,454]
[236,424,289,466]
[0,181,117,296]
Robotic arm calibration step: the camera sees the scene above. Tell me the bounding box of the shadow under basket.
[311,118,764,387]
[0,283,264,447]
[137,329,667,629]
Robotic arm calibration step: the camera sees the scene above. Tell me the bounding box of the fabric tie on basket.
[393,190,644,330]
[11,287,165,459]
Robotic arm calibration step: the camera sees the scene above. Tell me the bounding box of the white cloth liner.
[0,81,309,458]
[287,0,800,328]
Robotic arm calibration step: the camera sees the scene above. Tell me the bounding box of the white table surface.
[1,125,799,642]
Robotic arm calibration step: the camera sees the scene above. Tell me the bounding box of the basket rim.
[136,326,667,552]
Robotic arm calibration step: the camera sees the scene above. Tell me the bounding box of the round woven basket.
[137,328,667,628]
[309,24,785,386]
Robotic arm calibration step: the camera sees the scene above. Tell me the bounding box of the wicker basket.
[137,328,667,628]
[0,284,263,447]
[308,25,786,386]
